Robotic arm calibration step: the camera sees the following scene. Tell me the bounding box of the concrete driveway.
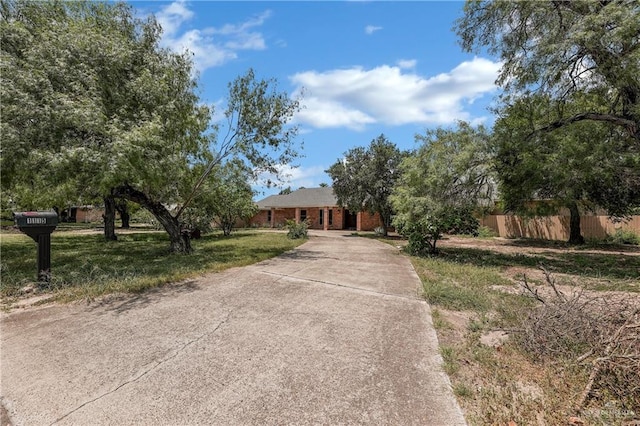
[1,231,466,425]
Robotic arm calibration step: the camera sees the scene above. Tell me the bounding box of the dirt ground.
[435,235,640,330]
[438,235,640,257]
[430,236,640,425]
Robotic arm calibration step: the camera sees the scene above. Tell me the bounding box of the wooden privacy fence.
[479,215,640,241]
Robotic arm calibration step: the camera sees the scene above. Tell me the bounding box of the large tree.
[182,159,258,236]
[457,0,640,141]
[326,135,404,236]
[493,94,640,243]
[391,122,494,254]
[1,0,209,245]
[1,1,300,253]
[110,68,300,252]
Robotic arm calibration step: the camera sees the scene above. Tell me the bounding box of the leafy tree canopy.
[493,94,640,243]
[326,134,404,235]
[182,159,257,236]
[1,0,301,252]
[1,0,209,209]
[457,0,640,140]
[391,122,494,254]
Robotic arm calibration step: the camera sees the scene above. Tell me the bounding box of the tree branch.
[530,112,639,139]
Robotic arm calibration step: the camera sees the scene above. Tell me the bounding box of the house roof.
[256,187,339,209]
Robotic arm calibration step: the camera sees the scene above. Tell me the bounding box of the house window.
[319,209,323,225]
[267,210,272,222]
[300,209,307,221]
[328,209,333,225]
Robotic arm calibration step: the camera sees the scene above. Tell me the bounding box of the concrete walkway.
[1,231,466,425]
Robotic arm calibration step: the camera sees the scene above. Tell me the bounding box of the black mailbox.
[14,211,58,283]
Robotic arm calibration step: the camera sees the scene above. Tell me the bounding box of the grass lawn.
[377,234,640,426]
[0,230,304,303]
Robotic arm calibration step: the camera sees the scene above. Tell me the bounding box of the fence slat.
[479,215,640,240]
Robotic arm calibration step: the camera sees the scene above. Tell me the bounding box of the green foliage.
[1,0,209,209]
[285,219,308,239]
[443,207,479,236]
[391,122,494,254]
[458,0,640,244]
[476,226,497,239]
[493,95,640,222]
[0,231,305,300]
[457,0,640,141]
[326,134,405,236]
[0,2,301,252]
[607,229,640,246]
[395,214,444,256]
[182,160,258,236]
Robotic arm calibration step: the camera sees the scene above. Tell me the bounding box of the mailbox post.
[14,211,58,283]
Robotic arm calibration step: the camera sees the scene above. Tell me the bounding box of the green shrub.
[607,229,640,245]
[285,219,308,239]
[476,225,497,238]
[443,207,479,236]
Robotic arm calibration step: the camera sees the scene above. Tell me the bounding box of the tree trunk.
[115,200,130,229]
[112,184,192,253]
[102,196,117,241]
[380,212,390,237]
[568,201,585,245]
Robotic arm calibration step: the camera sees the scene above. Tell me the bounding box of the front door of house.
[344,210,357,229]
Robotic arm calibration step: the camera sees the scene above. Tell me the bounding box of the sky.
[130,1,502,198]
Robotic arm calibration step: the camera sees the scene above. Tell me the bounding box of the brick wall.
[75,207,104,223]
[248,210,270,228]
[357,211,384,231]
[250,207,371,231]
[249,208,299,228]
[328,208,344,230]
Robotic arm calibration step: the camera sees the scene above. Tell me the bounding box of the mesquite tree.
[1,1,300,253]
[391,122,494,254]
[493,94,640,244]
[326,135,404,236]
[457,0,640,142]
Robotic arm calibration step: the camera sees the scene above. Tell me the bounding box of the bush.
[476,225,497,238]
[285,219,308,239]
[394,218,439,256]
[606,229,640,245]
[395,208,479,255]
[443,207,479,236]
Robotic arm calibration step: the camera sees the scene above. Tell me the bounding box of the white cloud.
[290,57,501,130]
[256,164,328,189]
[397,59,417,69]
[365,25,382,35]
[155,2,270,73]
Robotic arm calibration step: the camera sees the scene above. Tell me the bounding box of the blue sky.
[130,1,502,197]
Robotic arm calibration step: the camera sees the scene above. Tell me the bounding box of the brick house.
[249,187,384,231]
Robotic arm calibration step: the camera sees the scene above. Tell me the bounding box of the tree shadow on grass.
[504,238,640,254]
[438,246,640,282]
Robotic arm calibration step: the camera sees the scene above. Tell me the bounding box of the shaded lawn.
[437,246,640,283]
[0,230,304,300]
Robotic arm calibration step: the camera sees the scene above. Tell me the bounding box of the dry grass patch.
[409,236,640,426]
